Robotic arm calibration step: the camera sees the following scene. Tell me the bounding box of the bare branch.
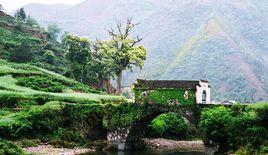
[105,27,117,37]
[130,36,143,47]
[116,20,124,40]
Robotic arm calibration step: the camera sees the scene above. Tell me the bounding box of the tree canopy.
[62,34,91,83]
[99,18,147,94]
[47,24,61,41]
[62,18,147,94]
[26,16,39,27]
[14,8,26,22]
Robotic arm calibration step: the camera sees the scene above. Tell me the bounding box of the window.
[202,90,206,104]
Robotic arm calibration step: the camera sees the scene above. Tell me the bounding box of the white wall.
[196,80,211,104]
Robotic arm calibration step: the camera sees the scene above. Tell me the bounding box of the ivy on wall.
[108,103,147,128]
[134,88,196,106]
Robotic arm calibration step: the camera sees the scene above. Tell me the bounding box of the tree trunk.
[116,68,123,95]
[103,79,113,94]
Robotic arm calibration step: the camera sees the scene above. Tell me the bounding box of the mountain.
[11,3,71,25]
[20,0,268,102]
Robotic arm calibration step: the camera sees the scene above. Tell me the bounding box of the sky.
[0,0,84,12]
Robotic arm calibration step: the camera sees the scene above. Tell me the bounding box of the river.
[86,150,207,155]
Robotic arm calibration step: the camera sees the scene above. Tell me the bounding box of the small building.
[133,79,211,105]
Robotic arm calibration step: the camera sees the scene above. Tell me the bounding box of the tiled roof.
[134,79,200,89]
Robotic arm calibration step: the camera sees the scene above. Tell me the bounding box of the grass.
[0,60,126,105]
[0,59,125,145]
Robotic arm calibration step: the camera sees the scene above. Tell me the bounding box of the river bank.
[22,138,213,155]
[23,144,95,154]
[141,138,206,152]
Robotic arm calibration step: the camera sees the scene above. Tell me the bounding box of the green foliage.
[252,102,268,128]
[100,18,147,94]
[43,50,55,64]
[0,101,64,139]
[0,14,70,76]
[145,89,196,106]
[0,139,27,155]
[199,106,232,151]
[0,93,36,108]
[50,128,85,148]
[0,109,13,117]
[0,60,101,94]
[17,75,65,93]
[14,8,26,22]
[62,34,118,93]
[147,112,187,138]
[108,103,147,128]
[47,24,61,41]
[199,104,268,153]
[133,86,196,106]
[25,16,39,27]
[86,42,117,91]
[0,100,115,145]
[0,27,41,62]
[259,145,268,154]
[62,34,91,82]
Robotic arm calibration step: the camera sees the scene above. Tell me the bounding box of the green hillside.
[0,59,125,146]
[0,59,125,106]
[0,11,125,147]
[22,0,268,102]
[0,11,70,76]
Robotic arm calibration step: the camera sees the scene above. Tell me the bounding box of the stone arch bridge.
[107,103,230,151]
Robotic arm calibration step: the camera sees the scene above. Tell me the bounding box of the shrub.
[52,128,83,142]
[16,74,100,94]
[259,145,268,154]
[26,102,65,134]
[253,102,268,128]
[49,128,88,148]
[0,139,26,155]
[147,112,187,138]
[43,50,55,64]
[147,117,166,137]
[17,75,65,92]
[244,127,267,151]
[199,104,268,153]
[0,101,64,139]
[199,106,232,151]
[0,93,28,108]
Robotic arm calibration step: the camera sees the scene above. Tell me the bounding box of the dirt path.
[23,145,95,155]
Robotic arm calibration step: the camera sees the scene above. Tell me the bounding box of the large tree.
[26,16,39,27]
[47,24,61,41]
[100,18,147,94]
[62,34,91,83]
[87,42,116,94]
[14,8,26,22]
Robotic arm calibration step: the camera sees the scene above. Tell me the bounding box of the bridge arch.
[107,104,201,150]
